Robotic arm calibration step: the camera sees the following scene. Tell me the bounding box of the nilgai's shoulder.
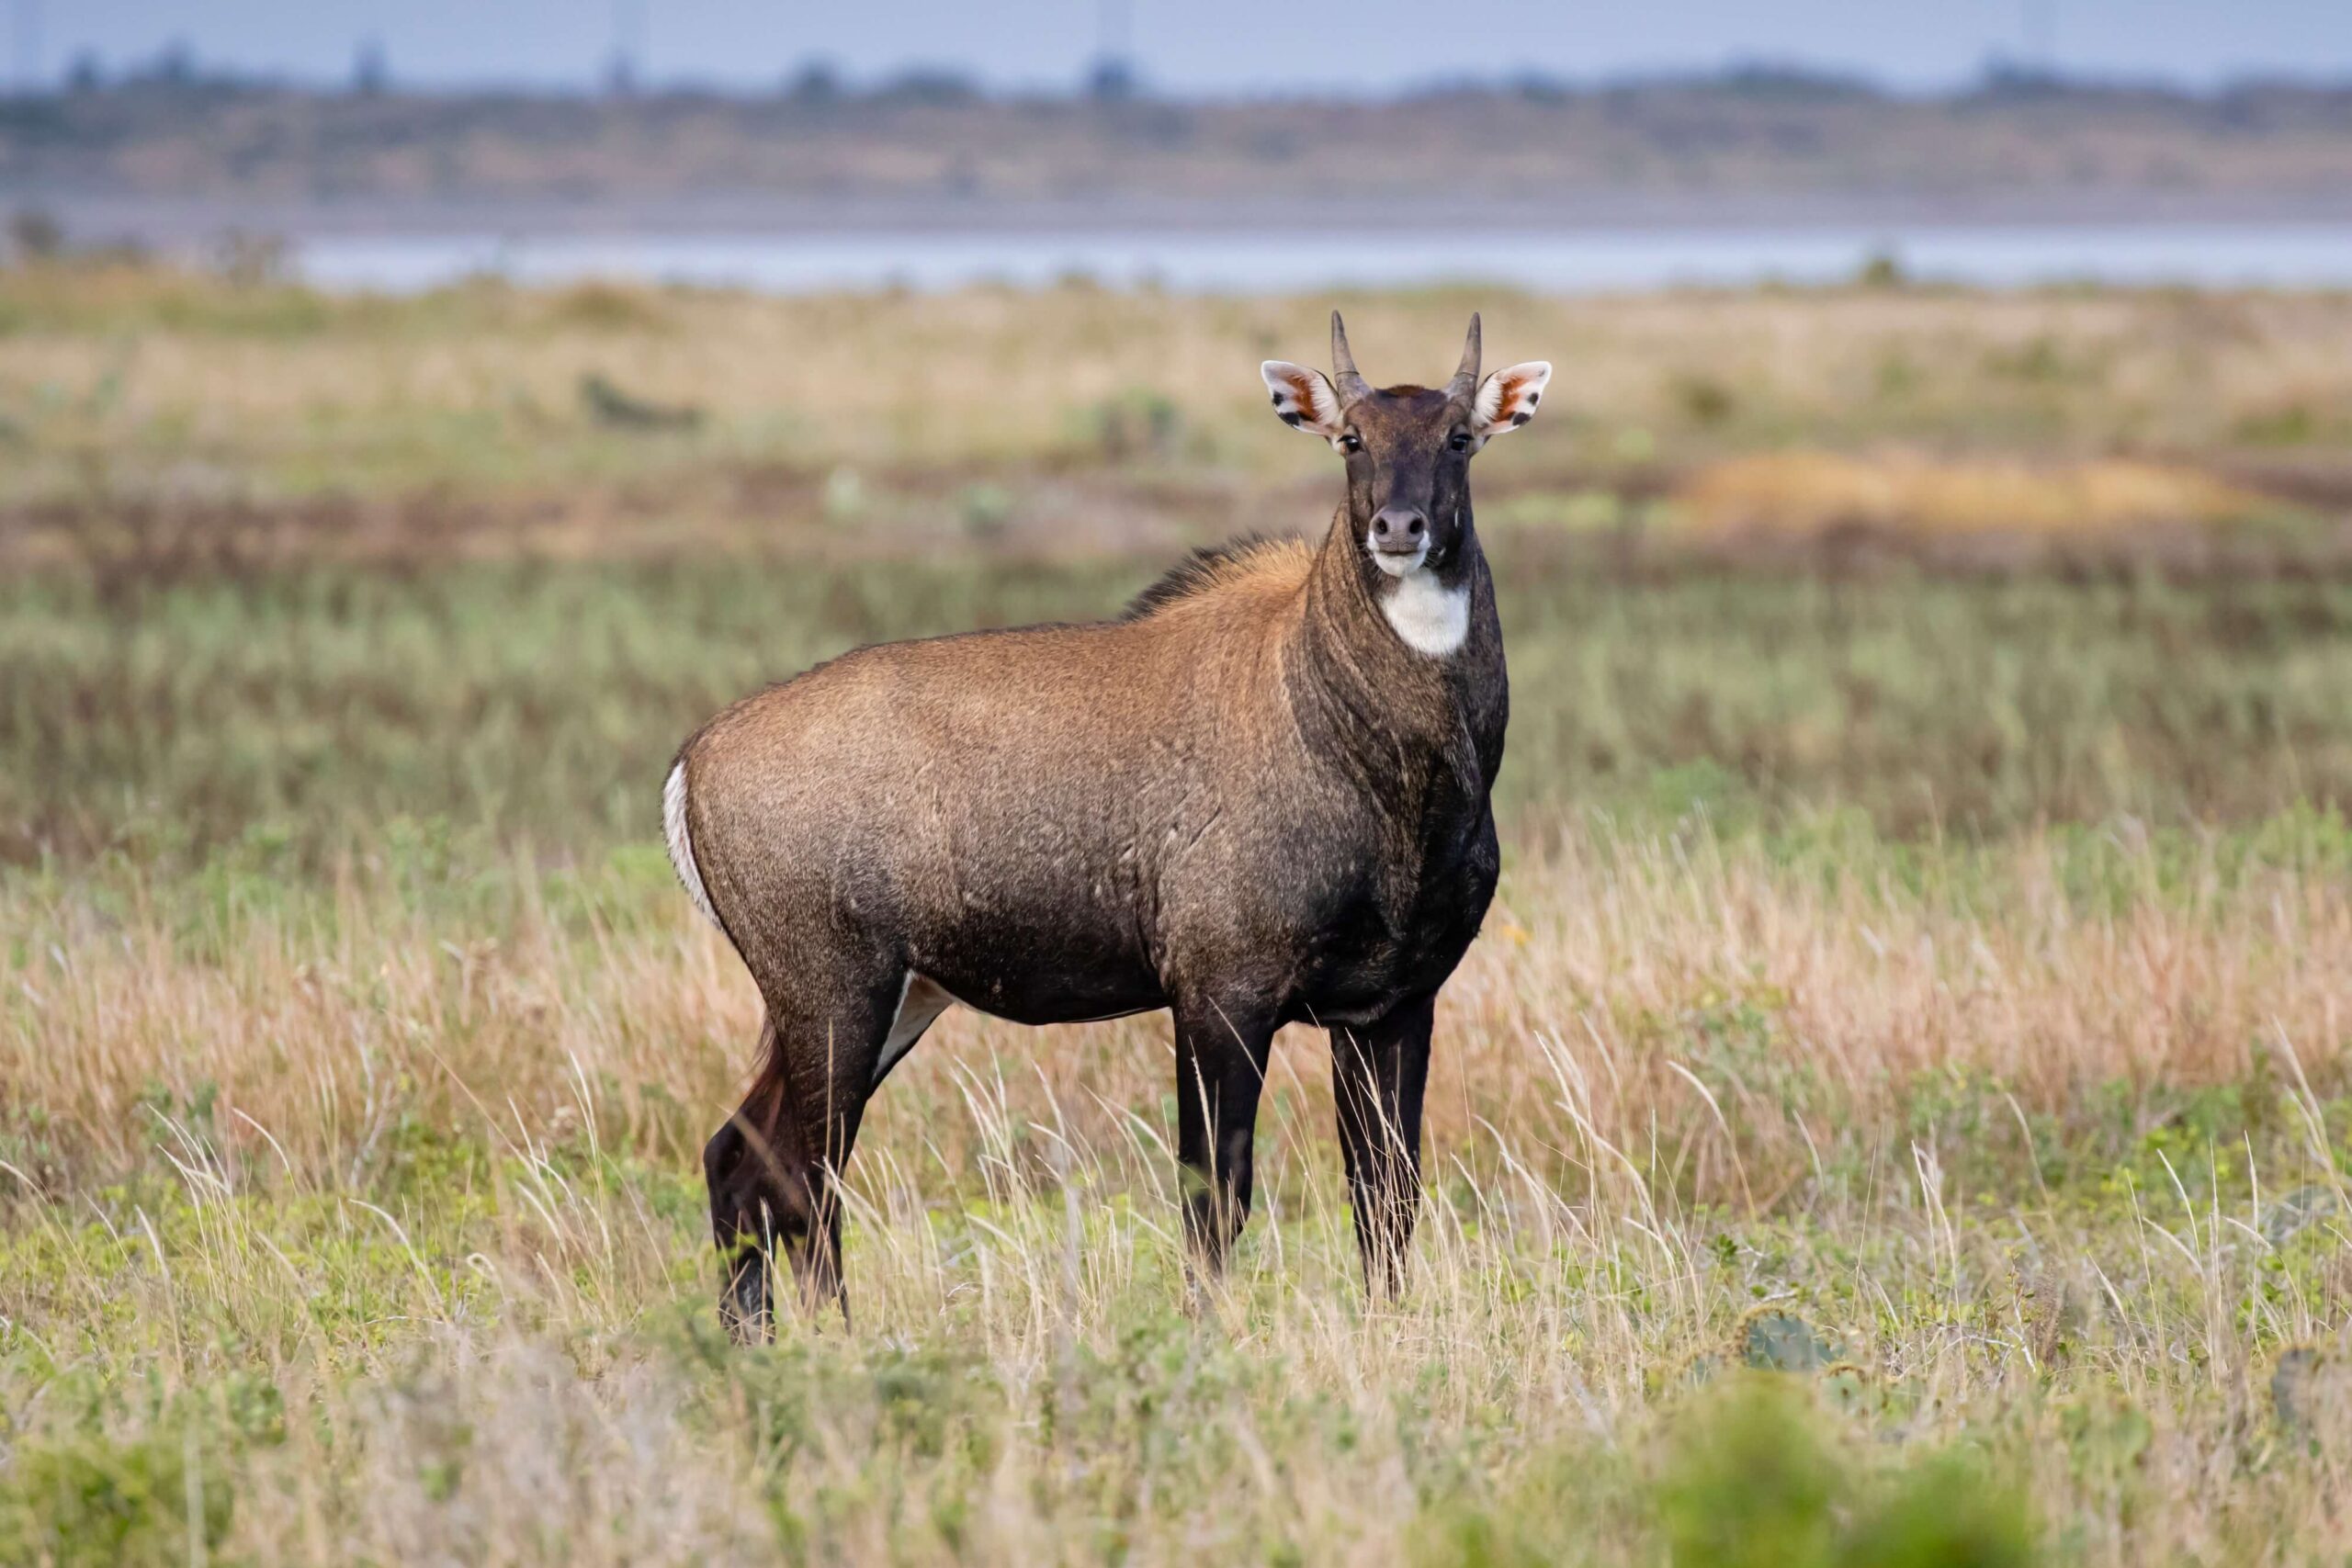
[1121,536,1316,623]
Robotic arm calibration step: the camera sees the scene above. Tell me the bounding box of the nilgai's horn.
[1446,312,1483,400]
[1330,310,1373,403]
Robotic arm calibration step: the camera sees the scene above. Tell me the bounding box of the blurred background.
[20,1,2352,290]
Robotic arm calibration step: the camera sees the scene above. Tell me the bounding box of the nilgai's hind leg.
[703,964,900,1340]
[1329,993,1434,1299]
[1170,994,1278,1288]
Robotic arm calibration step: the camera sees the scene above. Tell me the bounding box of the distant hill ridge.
[4,71,2350,209]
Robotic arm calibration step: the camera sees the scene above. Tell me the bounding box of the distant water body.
[292,222,2352,295]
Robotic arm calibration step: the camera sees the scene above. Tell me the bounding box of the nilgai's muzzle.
[1370,507,1428,555]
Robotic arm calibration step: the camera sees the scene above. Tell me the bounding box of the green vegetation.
[13,563,2352,869]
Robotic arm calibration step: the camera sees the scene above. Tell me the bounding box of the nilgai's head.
[1262,311,1550,582]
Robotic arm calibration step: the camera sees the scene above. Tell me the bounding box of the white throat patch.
[1380,570,1471,657]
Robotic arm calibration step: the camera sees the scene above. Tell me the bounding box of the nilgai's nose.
[1371,509,1427,551]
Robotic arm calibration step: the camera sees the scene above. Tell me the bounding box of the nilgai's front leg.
[1330,992,1434,1299]
[1171,995,1277,1283]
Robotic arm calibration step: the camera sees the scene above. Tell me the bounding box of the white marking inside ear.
[1380,572,1471,657]
[1261,360,1343,436]
[874,973,956,1086]
[662,761,719,929]
[1474,361,1553,438]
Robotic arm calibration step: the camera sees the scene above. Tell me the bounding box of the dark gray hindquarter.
[903,891,1167,1027]
[899,811,1498,1032]
[888,767,1173,1028]
[883,768,1498,1032]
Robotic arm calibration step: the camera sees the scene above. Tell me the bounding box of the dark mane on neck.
[1120,535,1313,621]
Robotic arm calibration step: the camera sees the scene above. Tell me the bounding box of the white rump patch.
[875,974,956,1086]
[1381,572,1471,657]
[662,761,720,929]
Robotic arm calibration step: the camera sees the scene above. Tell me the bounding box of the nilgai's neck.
[1285,505,1496,798]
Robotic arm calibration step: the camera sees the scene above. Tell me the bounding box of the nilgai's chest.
[1398,761,1502,931]
[1291,795,1498,1024]
[1290,681,1503,995]
[1381,630,1509,981]
[1276,595,1509,1013]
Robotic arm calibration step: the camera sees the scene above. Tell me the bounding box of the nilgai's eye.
[1447,431,1471,453]
[1339,433,1363,453]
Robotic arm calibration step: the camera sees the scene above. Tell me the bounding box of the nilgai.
[665,312,1550,1335]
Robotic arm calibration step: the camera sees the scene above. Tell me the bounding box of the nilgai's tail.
[663,757,721,930]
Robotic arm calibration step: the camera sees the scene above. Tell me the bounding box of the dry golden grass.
[18,822,2352,1241]
[1674,450,2272,537]
[10,824,2349,1203]
[8,267,2352,509]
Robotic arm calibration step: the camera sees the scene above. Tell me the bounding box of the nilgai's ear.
[1474,362,1553,438]
[1261,361,1344,437]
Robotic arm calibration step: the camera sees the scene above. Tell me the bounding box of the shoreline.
[25,188,2352,245]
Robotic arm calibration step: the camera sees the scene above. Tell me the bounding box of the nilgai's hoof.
[720,1259,773,1345]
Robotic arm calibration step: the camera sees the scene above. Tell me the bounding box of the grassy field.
[6,268,2352,1565]
[6,264,2352,502]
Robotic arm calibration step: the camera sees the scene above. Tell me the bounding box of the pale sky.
[34,0,2352,95]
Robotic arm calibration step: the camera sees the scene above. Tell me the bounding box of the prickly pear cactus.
[2270,1346,2341,1441]
[2261,1187,2340,1247]
[1737,1307,1847,1373]
[1818,1360,1878,1415]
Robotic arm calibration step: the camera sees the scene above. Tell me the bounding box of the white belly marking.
[873,973,956,1086]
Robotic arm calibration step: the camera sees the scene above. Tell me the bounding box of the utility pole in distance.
[13,0,41,95]
[606,0,645,97]
[2023,0,2057,74]
[1089,0,1136,101]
